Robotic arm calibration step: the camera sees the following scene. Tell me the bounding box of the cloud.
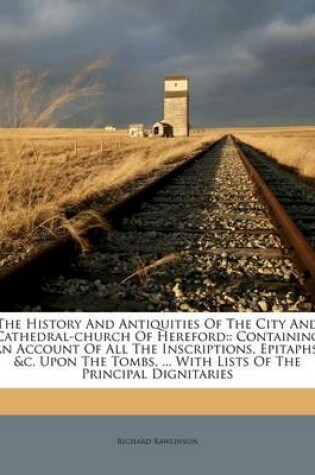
[266,15,315,40]
[0,0,315,125]
[0,0,90,47]
[234,15,315,81]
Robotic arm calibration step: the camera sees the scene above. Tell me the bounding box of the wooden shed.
[152,121,173,138]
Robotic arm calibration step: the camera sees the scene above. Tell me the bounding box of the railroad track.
[237,139,315,250]
[1,135,315,312]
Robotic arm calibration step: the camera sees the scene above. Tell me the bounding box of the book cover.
[1,1,315,474]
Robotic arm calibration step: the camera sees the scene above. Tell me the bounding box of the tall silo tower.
[164,76,189,137]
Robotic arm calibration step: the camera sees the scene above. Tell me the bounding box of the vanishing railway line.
[1,135,315,312]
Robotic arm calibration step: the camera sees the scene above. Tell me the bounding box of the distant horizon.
[1,124,315,132]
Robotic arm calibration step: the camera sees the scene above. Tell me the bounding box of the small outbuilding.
[104,126,116,132]
[128,123,145,138]
[152,120,173,138]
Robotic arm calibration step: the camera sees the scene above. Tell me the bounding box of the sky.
[0,0,315,127]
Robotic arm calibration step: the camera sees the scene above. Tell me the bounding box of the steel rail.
[232,135,315,300]
[0,137,225,310]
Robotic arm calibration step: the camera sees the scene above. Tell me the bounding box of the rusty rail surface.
[0,137,225,310]
[232,135,315,300]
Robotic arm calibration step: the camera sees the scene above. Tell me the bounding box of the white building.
[128,124,145,138]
